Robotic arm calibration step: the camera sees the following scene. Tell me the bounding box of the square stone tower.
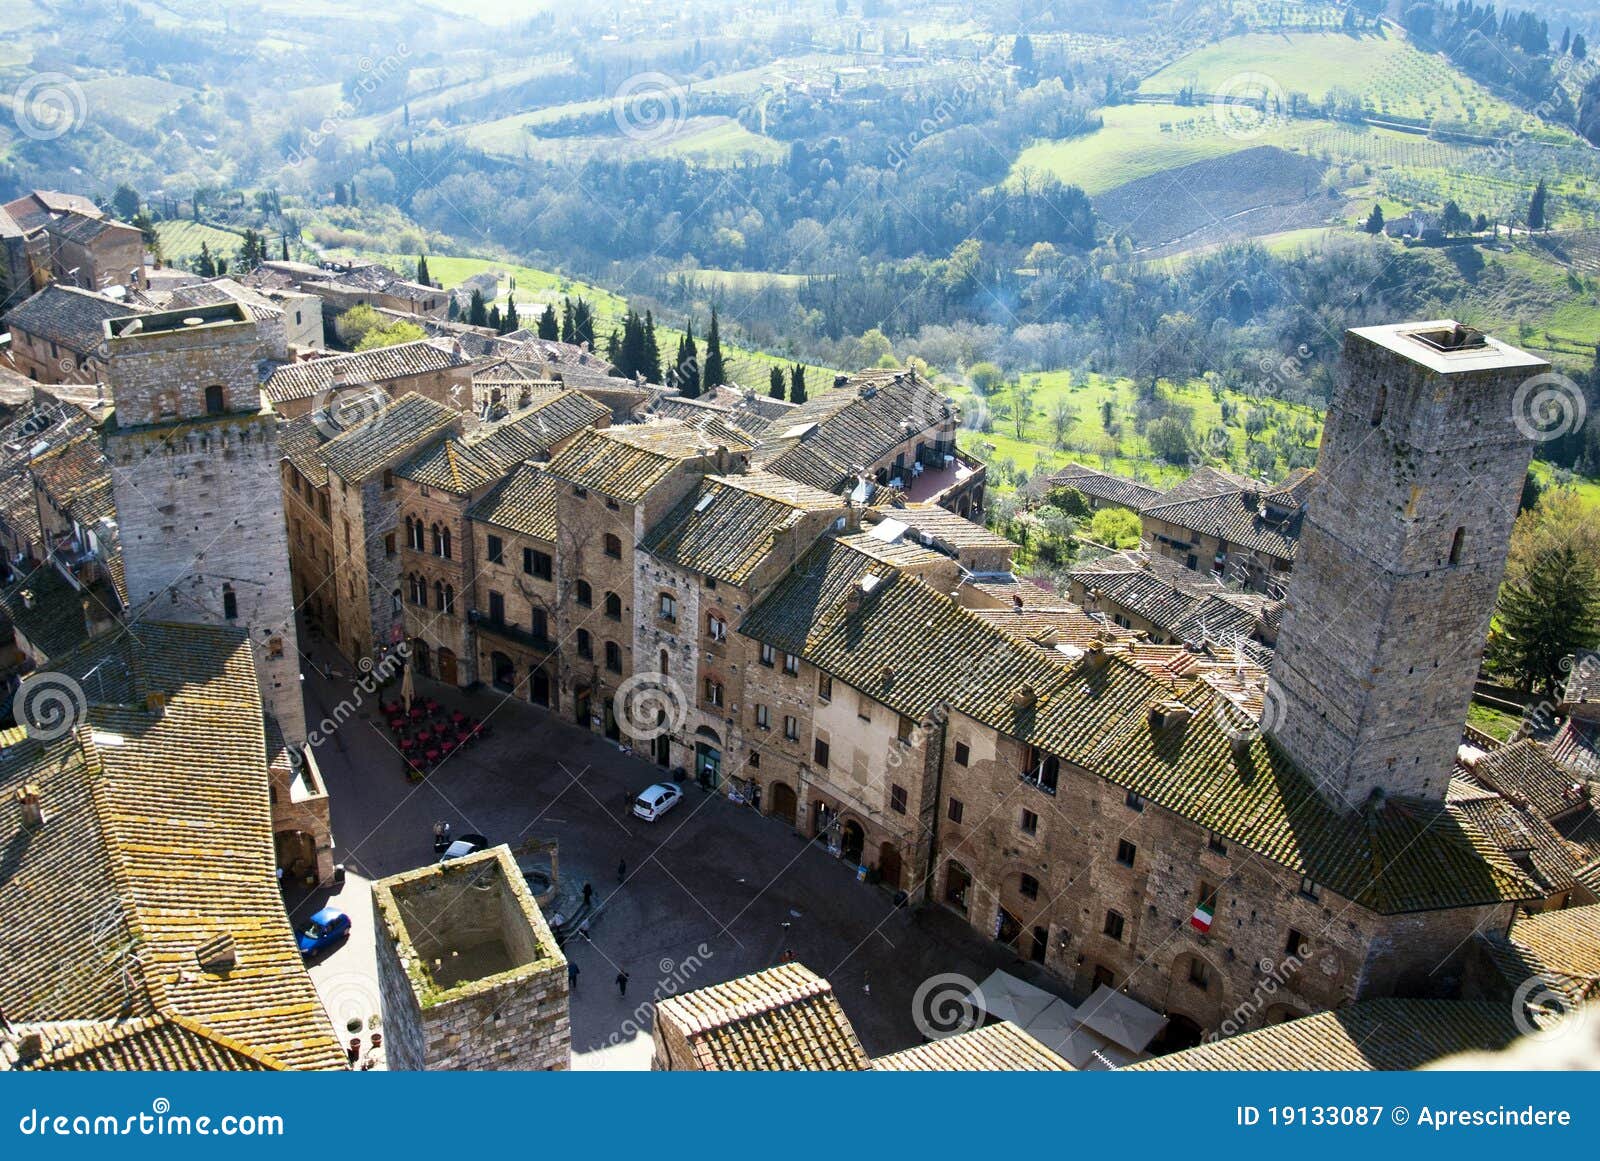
[99,303,306,743]
[372,845,570,1070]
[1266,322,1548,807]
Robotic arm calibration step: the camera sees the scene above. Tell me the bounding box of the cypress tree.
[560,298,575,343]
[642,311,662,383]
[789,364,808,404]
[703,306,726,389]
[1489,542,1600,694]
[503,294,520,334]
[572,298,596,349]
[468,289,488,328]
[488,304,503,332]
[1528,179,1549,231]
[769,365,785,400]
[538,303,559,340]
[416,255,431,285]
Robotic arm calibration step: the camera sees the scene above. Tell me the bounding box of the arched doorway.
[274,830,317,878]
[1151,1013,1205,1055]
[438,647,458,686]
[944,861,972,914]
[694,726,721,789]
[877,841,903,891]
[491,651,514,691]
[769,782,797,825]
[530,667,552,707]
[840,819,865,866]
[995,906,1022,948]
[412,640,431,678]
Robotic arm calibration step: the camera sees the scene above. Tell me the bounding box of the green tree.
[570,298,596,349]
[642,311,662,383]
[537,303,559,340]
[416,255,431,286]
[560,298,574,343]
[769,365,785,400]
[488,304,502,332]
[1146,415,1195,464]
[1089,507,1141,549]
[1488,542,1600,694]
[1527,179,1549,232]
[468,289,488,328]
[671,323,701,398]
[789,363,808,404]
[1364,204,1385,234]
[196,242,216,278]
[111,184,140,221]
[1048,397,1076,448]
[968,361,1004,396]
[502,294,519,334]
[703,307,726,389]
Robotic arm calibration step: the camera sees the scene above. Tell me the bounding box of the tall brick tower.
[100,303,307,744]
[1266,321,1547,807]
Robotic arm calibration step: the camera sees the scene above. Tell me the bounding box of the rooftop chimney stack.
[16,784,43,829]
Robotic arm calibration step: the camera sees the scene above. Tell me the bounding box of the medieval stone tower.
[100,302,307,744]
[1266,321,1547,807]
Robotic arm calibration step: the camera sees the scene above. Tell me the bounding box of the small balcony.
[468,609,558,653]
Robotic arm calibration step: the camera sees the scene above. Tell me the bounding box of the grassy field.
[679,268,808,291]
[1140,30,1557,139]
[155,219,246,264]
[950,370,1323,491]
[457,109,782,165]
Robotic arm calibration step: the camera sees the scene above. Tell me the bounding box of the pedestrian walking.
[616,858,626,883]
[567,962,579,990]
[616,969,629,998]
[582,882,593,907]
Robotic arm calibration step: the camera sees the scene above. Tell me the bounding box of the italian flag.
[1190,900,1214,933]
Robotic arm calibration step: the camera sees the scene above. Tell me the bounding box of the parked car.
[632,783,683,822]
[297,907,351,958]
[439,833,490,862]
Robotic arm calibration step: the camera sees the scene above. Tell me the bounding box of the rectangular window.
[748,749,760,769]
[817,673,832,701]
[708,616,727,642]
[813,738,830,768]
[1092,965,1116,991]
[1116,839,1137,867]
[524,548,552,580]
[954,742,970,766]
[1103,911,1125,942]
[1207,832,1228,856]
[784,715,799,742]
[857,693,872,722]
[488,591,505,623]
[759,643,775,668]
[1126,789,1144,812]
[659,593,677,621]
[704,679,724,708]
[1020,809,1038,836]
[1286,928,1309,958]
[1298,878,1320,902]
[947,798,964,823]
[486,534,504,564]
[897,715,914,744]
[755,704,770,730]
[783,653,799,676]
[384,533,396,558]
[890,785,907,814]
[1019,874,1040,900]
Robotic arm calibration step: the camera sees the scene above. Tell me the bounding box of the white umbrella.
[401,653,415,712]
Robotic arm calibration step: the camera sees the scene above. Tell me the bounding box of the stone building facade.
[100,302,306,744]
[371,845,570,1071]
[467,464,562,709]
[1268,322,1549,806]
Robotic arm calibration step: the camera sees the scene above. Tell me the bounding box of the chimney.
[16,1032,43,1063]
[1011,685,1037,710]
[195,932,238,972]
[145,691,167,718]
[16,783,43,829]
[1148,700,1193,732]
[1011,593,1024,613]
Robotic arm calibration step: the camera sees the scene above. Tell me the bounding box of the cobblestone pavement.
[293,643,1048,1068]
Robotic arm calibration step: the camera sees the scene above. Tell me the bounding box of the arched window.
[605,640,623,673]
[434,580,444,609]
[430,524,442,555]
[222,583,238,620]
[443,584,455,614]
[605,591,622,621]
[576,629,592,659]
[660,649,669,674]
[204,384,226,415]
[575,580,592,607]
[1449,526,1465,566]
[410,517,425,551]
[440,527,452,560]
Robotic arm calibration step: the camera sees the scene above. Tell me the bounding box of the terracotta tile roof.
[1155,464,1260,504]
[1451,793,1585,896]
[279,411,331,487]
[1469,738,1591,820]
[469,390,609,467]
[317,392,460,483]
[753,369,954,493]
[655,963,870,1071]
[29,430,112,525]
[0,563,98,659]
[394,437,500,494]
[467,462,557,541]
[263,340,468,405]
[1070,551,1276,646]
[1125,1000,1522,1071]
[1036,462,1164,509]
[650,394,774,439]
[833,529,952,572]
[0,469,41,548]
[3,1015,286,1071]
[867,503,1017,553]
[1476,904,1600,1007]
[641,472,842,586]
[542,421,726,503]
[1141,489,1302,559]
[5,285,139,353]
[971,605,1123,658]
[1549,718,1600,779]
[0,621,345,1071]
[745,537,1530,912]
[873,1022,1072,1070]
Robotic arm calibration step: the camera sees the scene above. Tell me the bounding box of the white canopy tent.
[970,970,1166,1070]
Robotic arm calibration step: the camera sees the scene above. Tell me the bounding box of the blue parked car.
[297,907,351,958]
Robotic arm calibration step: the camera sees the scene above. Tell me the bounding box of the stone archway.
[943,860,973,915]
[1150,1012,1205,1055]
[275,829,318,879]
[840,819,865,866]
[877,841,903,891]
[768,781,797,826]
